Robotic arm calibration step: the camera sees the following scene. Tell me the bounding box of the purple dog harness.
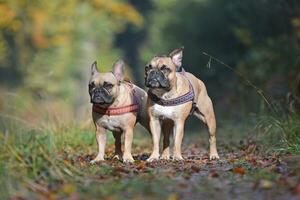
[148,70,195,107]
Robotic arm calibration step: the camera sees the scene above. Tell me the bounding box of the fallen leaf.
[209,170,219,178]
[167,194,178,200]
[259,179,273,189]
[276,177,287,186]
[136,162,146,170]
[114,166,130,174]
[292,184,300,195]
[177,183,188,189]
[61,183,76,194]
[191,165,200,173]
[232,167,246,174]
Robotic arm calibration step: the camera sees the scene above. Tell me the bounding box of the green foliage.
[0,0,143,108]
[256,115,300,154]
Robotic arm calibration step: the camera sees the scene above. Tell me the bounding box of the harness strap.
[180,69,197,115]
[92,104,138,116]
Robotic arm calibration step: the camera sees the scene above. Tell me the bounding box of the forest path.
[73,137,300,200]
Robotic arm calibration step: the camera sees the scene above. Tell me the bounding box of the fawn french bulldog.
[89,60,149,163]
[145,47,219,161]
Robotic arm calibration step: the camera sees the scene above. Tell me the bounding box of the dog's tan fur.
[90,60,149,163]
[145,48,219,161]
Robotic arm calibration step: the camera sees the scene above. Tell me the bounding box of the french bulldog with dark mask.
[89,60,149,163]
[145,47,219,161]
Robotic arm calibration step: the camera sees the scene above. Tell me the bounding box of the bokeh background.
[0,0,299,126]
[1,1,300,199]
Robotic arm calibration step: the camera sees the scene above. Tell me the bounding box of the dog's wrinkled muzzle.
[145,70,170,89]
[90,87,113,104]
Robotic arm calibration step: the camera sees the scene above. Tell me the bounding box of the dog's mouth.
[90,87,114,105]
[145,71,170,89]
[145,79,170,89]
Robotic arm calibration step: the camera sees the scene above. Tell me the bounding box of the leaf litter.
[9,137,300,200]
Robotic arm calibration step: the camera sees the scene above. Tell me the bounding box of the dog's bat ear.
[112,59,125,81]
[91,61,99,76]
[169,47,184,68]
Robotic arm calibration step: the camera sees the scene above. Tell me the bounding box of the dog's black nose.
[149,79,160,88]
[91,96,104,104]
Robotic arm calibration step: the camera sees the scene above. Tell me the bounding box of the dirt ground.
[70,137,300,200]
[6,131,300,200]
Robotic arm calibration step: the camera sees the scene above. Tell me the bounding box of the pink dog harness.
[92,81,139,116]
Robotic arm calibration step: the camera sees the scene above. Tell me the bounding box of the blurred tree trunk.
[0,31,22,86]
[115,0,153,87]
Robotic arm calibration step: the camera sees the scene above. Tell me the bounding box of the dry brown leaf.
[114,166,130,174]
[209,170,219,178]
[292,184,300,195]
[191,165,200,173]
[228,158,237,163]
[177,183,188,189]
[136,162,146,170]
[232,167,246,174]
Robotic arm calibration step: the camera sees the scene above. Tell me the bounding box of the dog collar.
[92,81,139,116]
[92,104,139,116]
[148,71,195,106]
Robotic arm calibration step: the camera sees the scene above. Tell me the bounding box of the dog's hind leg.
[112,131,122,160]
[194,92,219,160]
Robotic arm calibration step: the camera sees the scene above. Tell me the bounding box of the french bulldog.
[145,47,219,161]
[89,60,149,163]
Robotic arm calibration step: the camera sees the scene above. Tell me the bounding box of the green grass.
[0,115,176,199]
[255,114,300,154]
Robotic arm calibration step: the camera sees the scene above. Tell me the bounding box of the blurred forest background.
[1,0,300,199]
[0,0,299,123]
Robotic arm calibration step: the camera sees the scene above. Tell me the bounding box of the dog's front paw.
[160,154,170,160]
[209,152,220,160]
[90,157,104,164]
[173,155,184,161]
[122,154,134,163]
[146,154,160,162]
[160,151,170,160]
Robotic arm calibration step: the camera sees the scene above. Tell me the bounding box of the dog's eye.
[145,64,152,72]
[106,84,113,89]
[161,65,171,73]
[103,82,113,89]
[89,82,95,89]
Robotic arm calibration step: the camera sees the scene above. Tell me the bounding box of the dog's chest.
[98,116,122,132]
[152,104,179,119]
